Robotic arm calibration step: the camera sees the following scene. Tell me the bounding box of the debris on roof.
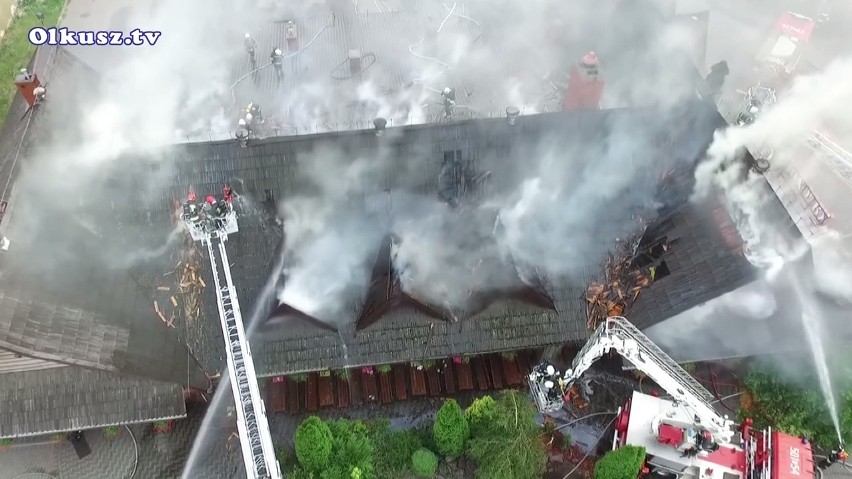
[585,214,654,329]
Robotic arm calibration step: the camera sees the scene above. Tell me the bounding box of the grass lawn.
[0,0,65,128]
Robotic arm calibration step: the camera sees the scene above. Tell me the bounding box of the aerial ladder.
[183,196,282,479]
[528,316,735,444]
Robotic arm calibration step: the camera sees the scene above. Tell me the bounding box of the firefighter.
[184,192,200,222]
[818,447,849,469]
[244,33,257,67]
[271,48,284,81]
[33,86,46,105]
[246,102,263,124]
[236,119,249,147]
[441,87,456,117]
[704,61,729,103]
[223,184,234,203]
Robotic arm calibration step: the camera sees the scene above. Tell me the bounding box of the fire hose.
[560,415,619,479]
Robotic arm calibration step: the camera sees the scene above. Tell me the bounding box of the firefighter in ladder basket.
[183,192,200,223]
[236,119,249,147]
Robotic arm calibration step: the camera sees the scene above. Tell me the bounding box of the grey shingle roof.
[628,200,757,329]
[75,100,737,375]
[0,366,185,439]
[0,204,193,386]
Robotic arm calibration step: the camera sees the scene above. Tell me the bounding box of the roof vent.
[373,117,387,136]
[506,106,520,125]
[754,158,770,173]
[349,49,362,75]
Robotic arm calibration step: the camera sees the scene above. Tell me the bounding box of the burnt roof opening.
[356,234,453,331]
[268,302,338,333]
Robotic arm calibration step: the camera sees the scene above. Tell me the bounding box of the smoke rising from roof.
[651,57,852,371]
[9,1,714,328]
[262,0,717,325]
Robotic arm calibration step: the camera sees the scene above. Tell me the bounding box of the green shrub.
[292,373,309,383]
[350,466,363,479]
[562,432,573,449]
[679,362,696,374]
[295,416,333,472]
[103,426,121,439]
[433,399,469,457]
[465,396,498,438]
[368,420,423,476]
[377,364,392,374]
[334,369,350,381]
[0,438,13,447]
[327,419,375,478]
[411,448,439,478]
[594,445,646,479]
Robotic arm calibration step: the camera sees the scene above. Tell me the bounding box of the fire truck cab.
[754,12,815,81]
[615,391,815,479]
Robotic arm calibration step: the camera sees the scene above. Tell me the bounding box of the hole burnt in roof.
[356,234,453,331]
[268,302,338,333]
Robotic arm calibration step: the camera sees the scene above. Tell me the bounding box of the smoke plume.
[650,57,852,367]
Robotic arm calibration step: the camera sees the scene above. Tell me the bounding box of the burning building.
[0,0,783,449]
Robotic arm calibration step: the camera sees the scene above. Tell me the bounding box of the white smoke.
[652,57,852,364]
[269,0,718,319]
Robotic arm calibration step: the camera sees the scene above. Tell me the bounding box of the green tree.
[433,399,470,457]
[295,416,334,472]
[594,445,646,479]
[466,390,548,479]
[411,448,439,478]
[466,396,499,437]
[741,368,848,448]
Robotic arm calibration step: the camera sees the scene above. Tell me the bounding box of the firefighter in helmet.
[441,87,456,118]
[819,447,849,469]
[271,48,284,81]
[246,102,263,124]
[244,33,257,67]
[236,119,249,147]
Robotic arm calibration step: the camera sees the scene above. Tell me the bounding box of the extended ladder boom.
[207,236,281,479]
[563,317,734,442]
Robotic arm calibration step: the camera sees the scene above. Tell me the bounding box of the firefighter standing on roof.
[244,33,257,68]
[271,48,284,81]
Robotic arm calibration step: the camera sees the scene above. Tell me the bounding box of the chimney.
[562,51,606,111]
[349,49,362,75]
[15,70,41,108]
[506,106,520,125]
[285,21,299,52]
[373,117,387,136]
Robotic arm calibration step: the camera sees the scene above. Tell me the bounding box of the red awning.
[771,432,814,479]
[773,12,815,42]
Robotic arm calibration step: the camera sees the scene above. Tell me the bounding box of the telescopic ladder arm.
[205,234,281,479]
[562,317,735,443]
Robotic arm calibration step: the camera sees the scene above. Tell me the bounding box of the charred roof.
[356,234,454,330]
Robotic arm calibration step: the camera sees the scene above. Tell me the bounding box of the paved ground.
[0,388,470,479]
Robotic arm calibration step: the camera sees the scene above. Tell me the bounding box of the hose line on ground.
[560,415,619,479]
